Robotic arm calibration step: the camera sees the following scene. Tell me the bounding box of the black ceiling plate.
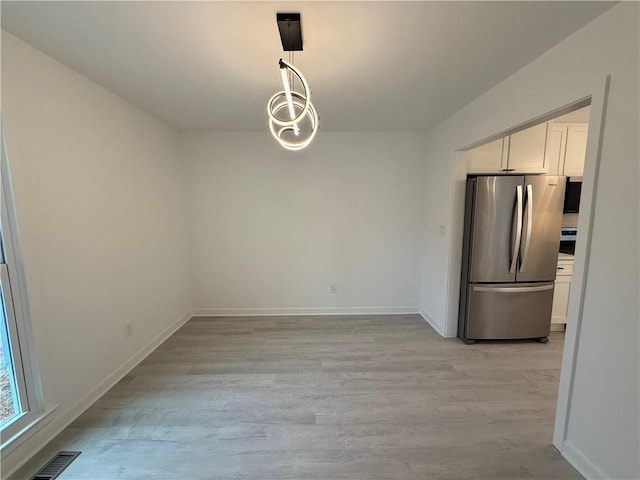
[277,13,303,51]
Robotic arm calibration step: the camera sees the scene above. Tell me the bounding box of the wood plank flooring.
[13,315,581,479]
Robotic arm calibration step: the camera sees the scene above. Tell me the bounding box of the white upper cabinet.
[544,124,566,175]
[544,123,588,177]
[468,122,588,176]
[563,124,588,177]
[506,123,549,173]
[466,137,508,174]
[466,123,548,175]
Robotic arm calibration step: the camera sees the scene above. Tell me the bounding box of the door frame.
[552,76,610,451]
[445,76,610,455]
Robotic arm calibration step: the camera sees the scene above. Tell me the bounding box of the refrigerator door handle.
[509,185,523,274]
[473,284,554,293]
[519,184,533,272]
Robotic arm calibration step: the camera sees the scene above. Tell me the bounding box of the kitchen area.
[458,106,589,342]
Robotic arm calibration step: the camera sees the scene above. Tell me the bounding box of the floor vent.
[29,451,81,480]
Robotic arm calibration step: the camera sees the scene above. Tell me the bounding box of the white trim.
[562,441,607,479]
[1,312,191,478]
[554,77,610,451]
[192,306,419,317]
[1,130,46,419]
[0,264,30,428]
[0,406,57,458]
[419,308,447,336]
[1,126,51,465]
[445,149,469,338]
[440,78,609,456]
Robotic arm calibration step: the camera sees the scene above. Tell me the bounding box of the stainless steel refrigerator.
[458,175,565,344]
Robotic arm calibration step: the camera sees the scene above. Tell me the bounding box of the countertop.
[558,252,575,261]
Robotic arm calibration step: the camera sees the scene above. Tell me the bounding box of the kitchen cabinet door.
[551,277,571,324]
[544,124,566,176]
[467,137,507,174]
[507,123,549,173]
[563,124,588,177]
[552,258,573,326]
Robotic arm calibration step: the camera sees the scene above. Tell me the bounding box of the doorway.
[446,79,609,455]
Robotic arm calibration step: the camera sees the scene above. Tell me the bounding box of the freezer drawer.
[465,282,554,340]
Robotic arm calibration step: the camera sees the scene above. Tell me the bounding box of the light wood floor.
[14,315,581,479]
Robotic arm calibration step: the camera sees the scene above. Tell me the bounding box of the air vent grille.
[29,451,81,480]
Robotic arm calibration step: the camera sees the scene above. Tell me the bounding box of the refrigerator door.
[469,176,524,283]
[465,282,554,339]
[517,176,566,282]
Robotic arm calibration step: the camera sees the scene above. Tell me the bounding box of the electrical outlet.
[124,322,133,338]
[439,224,446,237]
[329,283,338,294]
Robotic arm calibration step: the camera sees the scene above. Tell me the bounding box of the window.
[0,131,45,452]
[1,256,27,427]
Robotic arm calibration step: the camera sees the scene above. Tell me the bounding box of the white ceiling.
[1,1,614,132]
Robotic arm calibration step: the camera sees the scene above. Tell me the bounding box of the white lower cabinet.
[552,259,573,327]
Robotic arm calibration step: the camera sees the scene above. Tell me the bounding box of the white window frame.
[1,262,31,430]
[0,127,48,455]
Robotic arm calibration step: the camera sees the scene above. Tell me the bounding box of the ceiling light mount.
[267,13,318,151]
[276,13,303,51]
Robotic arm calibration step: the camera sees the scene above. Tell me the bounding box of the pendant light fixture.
[267,13,318,151]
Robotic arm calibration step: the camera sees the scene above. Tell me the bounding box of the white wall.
[2,3,638,478]
[419,3,639,478]
[0,32,191,475]
[183,131,425,315]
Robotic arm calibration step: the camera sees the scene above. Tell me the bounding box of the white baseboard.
[562,441,608,479]
[192,306,419,317]
[2,312,192,479]
[419,308,447,336]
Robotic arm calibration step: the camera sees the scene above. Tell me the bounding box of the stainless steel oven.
[559,227,577,255]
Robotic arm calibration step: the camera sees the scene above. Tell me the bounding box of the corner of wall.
[561,441,608,480]
[2,311,192,479]
[419,308,447,337]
